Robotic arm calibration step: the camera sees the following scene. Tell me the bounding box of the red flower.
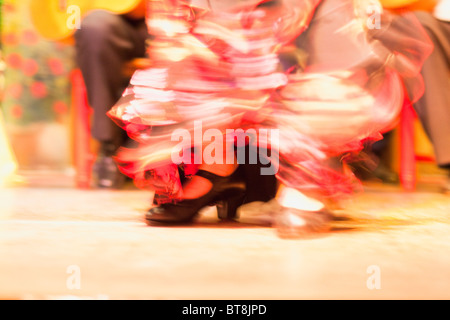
[8,83,23,100]
[54,42,68,51]
[22,59,39,77]
[3,32,18,46]
[53,101,69,114]
[30,81,47,98]
[3,4,15,13]
[22,30,39,45]
[10,105,23,119]
[5,53,23,69]
[48,58,65,75]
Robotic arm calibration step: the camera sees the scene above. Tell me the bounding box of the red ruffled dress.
[108,0,432,203]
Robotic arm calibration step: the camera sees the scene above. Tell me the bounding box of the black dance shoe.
[145,169,246,225]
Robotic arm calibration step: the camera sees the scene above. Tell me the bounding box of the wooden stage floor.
[0,171,449,300]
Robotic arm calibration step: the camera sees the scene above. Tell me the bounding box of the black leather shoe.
[146,169,246,225]
[372,164,399,184]
[216,192,246,221]
[443,172,450,194]
[353,162,399,184]
[92,155,126,189]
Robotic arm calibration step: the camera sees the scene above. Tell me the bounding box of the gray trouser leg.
[74,10,148,148]
[413,12,450,167]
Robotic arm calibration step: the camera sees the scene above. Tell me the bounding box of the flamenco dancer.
[108,0,432,237]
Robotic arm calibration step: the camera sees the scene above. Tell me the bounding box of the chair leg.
[71,69,94,189]
[400,99,416,191]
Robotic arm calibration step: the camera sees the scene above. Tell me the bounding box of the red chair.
[70,69,94,189]
[70,59,151,189]
[399,97,436,192]
[399,98,417,191]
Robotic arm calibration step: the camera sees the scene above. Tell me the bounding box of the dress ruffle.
[108,0,432,202]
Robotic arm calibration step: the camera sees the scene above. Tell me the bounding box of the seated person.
[412,0,450,192]
[74,1,148,188]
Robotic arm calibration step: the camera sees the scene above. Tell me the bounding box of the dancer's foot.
[275,207,331,239]
[274,186,331,238]
[146,168,245,225]
[182,163,239,199]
